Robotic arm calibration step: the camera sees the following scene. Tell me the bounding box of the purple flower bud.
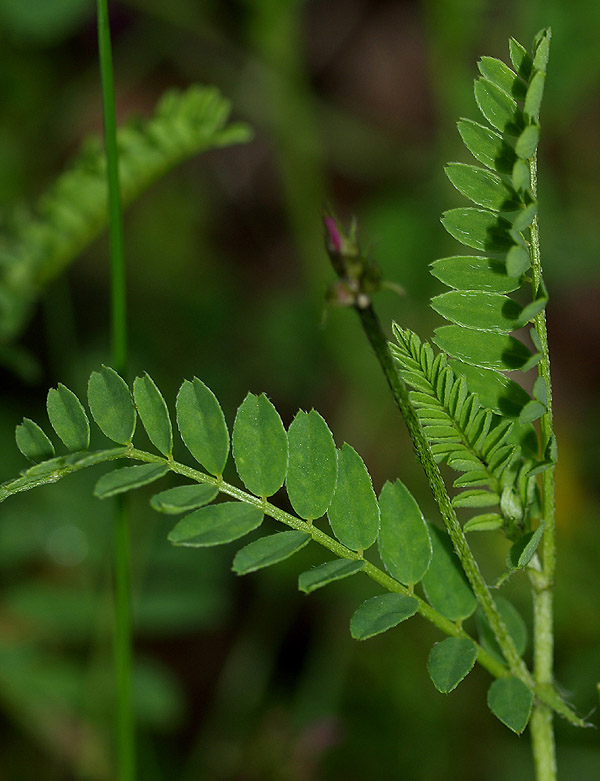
[323,216,342,254]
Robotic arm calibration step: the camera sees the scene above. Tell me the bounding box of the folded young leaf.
[150,483,219,514]
[452,489,499,509]
[286,409,337,520]
[16,418,55,463]
[350,593,419,640]
[463,513,504,532]
[232,530,311,575]
[298,559,365,594]
[487,677,533,734]
[88,366,136,445]
[168,502,263,547]
[233,392,288,497]
[176,378,229,476]
[430,256,520,293]
[506,523,545,570]
[378,480,432,586]
[47,384,90,452]
[327,443,379,552]
[133,373,172,457]
[94,463,168,499]
[422,524,477,621]
[428,637,478,693]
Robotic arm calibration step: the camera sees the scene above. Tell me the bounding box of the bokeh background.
[1,0,599,779]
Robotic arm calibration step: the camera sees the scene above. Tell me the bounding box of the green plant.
[0,21,593,781]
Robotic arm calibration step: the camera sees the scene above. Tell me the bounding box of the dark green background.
[1,1,599,778]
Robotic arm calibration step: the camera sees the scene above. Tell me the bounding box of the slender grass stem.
[97,2,134,779]
[528,152,557,780]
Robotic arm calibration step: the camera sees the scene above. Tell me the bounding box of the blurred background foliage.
[0,0,599,778]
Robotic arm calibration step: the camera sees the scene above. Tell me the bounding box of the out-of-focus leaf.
[524,71,546,121]
[515,125,540,159]
[477,596,528,664]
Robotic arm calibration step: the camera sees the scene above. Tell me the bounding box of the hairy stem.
[355,304,531,683]
[97,2,134,779]
[528,152,557,780]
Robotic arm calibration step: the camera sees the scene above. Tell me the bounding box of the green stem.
[97,2,133,779]
[355,304,531,684]
[528,152,557,780]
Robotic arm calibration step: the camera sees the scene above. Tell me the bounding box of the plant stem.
[354,304,531,684]
[97,2,134,779]
[528,152,557,780]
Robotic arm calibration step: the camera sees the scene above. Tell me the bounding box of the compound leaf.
[422,524,477,621]
[378,479,432,586]
[150,483,219,514]
[94,463,168,499]
[133,373,172,456]
[298,559,365,594]
[327,443,379,551]
[428,637,478,693]
[168,502,263,547]
[16,418,55,462]
[176,378,229,476]
[88,366,136,445]
[286,409,337,520]
[487,677,533,734]
[350,593,419,640]
[233,392,288,497]
[232,530,311,575]
[47,384,90,451]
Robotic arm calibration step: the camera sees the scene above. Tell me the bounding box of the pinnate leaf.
[422,524,476,621]
[378,480,431,586]
[94,463,168,499]
[434,326,534,371]
[298,559,365,594]
[88,366,136,445]
[441,208,513,253]
[327,443,379,551]
[133,373,172,456]
[430,256,519,293]
[150,483,219,514]
[286,409,337,520]
[350,593,418,640]
[176,378,229,476]
[47,384,90,451]
[428,637,478,693]
[16,418,55,462]
[487,677,533,734]
[233,392,288,497]
[168,502,263,547]
[232,530,311,575]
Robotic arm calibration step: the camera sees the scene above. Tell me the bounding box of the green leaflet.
[133,373,172,457]
[47,384,90,452]
[286,409,337,520]
[441,208,514,253]
[506,245,531,277]
[378,480,432,586]
[474,78,524,136]
[487,677,533,734]
[176,378,229,477]
[15,418,55,462]
[87,366,136,445]
[430,256,520,294]
[431,291,524,333]
[232,530,311,575]
[150,484,219,514]
[298,559,365,594]
[327,443,379,552]
[477,56,527,101]
[445,163,521,212]
[350,594,419,641]
[168,502,263,547]
[422,524,477,621]
[233,392,288,497]
[427,637,478,693]
[509,38,532,81]
[94,463,168,499]
[448,360,530,418]
[515,125,540,160]
[506,523,545,570]
[434,326,534,371]
[476,596,527,664]
[457,120,516,173]
[463,513,504,532]
[524,71,546,121]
